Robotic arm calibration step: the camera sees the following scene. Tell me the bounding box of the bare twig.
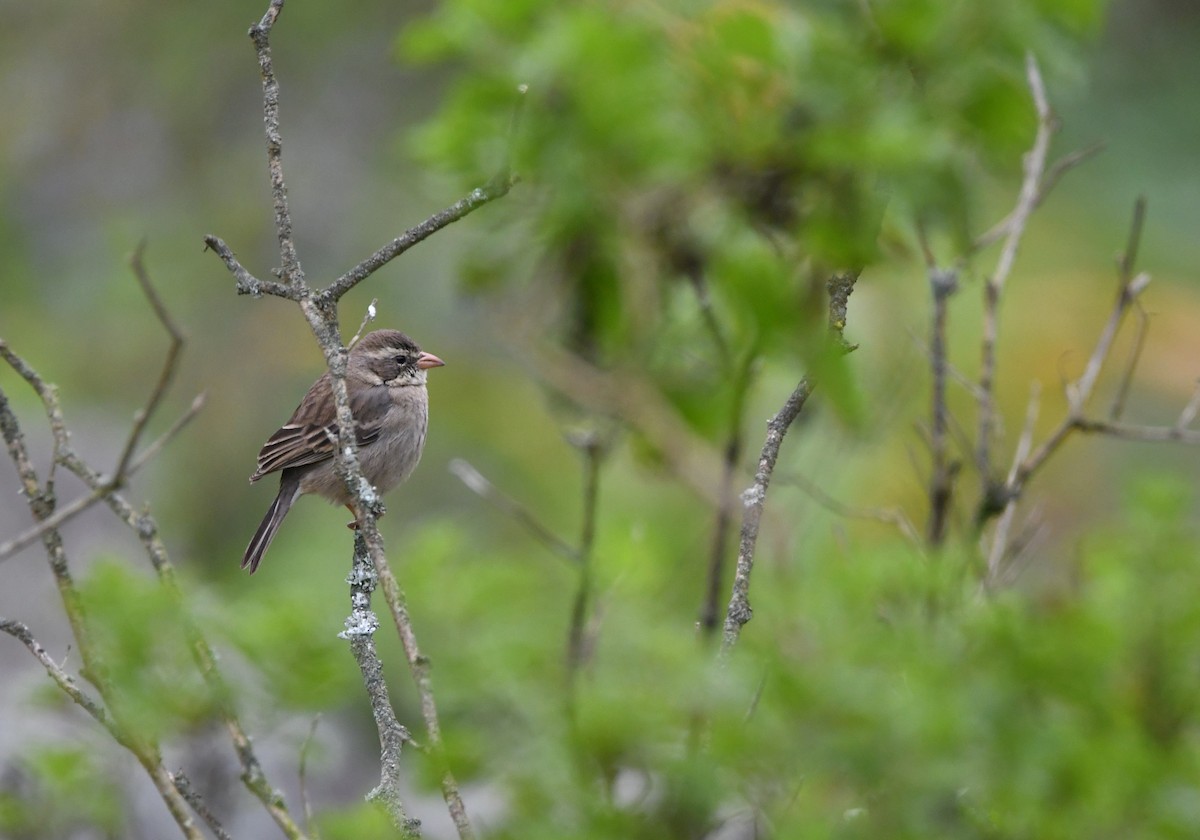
[719,378,814,658]
[0,617,111,729]
[0,245,206,563]
[565,431,604,690]
[1107,196,1149,420]
[355,522,475,840]
[971,141,1104,252]
[340,534,419,837]
[927,267,959,547]
[87,458,307,837]
[249,0,304,286]
[114,241,184,483]
[319,82,525,304]
[0,615,203,840]
[1174,381,1200,432]
[172,771,234,840]
[1108,301,1148,421]
[2,340,308,838]
[1117,195,1147,284]
[699,350,755,636]
[986,381,1041,584]
[1004,273,1151,500]
[298,716,323,840]
[1073,418,1200,445]
[976,53,1056,484]
[0,393,206,564]
[449,459,580,563]
[322,180,515,304]
[720,272,856,657]
[348,299,379,349]
[202,235,297,298]
[980,198,1200,555]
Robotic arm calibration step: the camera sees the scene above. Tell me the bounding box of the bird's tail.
[242,481,300,574]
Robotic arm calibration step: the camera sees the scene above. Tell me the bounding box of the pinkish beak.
[417,351,445,370]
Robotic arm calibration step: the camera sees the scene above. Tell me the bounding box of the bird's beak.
[417,351,445,370]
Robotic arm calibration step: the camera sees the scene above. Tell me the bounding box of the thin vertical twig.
[5,356,306,838]
[976,54,1056,483]
[356,529,475,840]
[172,772,234,840]
[298,716,323,839]
[0,385,207,840]
[926,267,959,547]
[986,382,1041,585]
[700,352,754,637]
[719,378,814,658]
[566,432,604,703]
[249,0,304,286]
[720,273,855,657]
[340,534,419,837]
[1108,304,1148,422]
[700,431,743,636]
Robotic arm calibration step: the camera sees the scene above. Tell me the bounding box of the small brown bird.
[242,330,444,573]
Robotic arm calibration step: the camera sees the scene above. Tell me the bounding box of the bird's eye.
[394,354,410,365]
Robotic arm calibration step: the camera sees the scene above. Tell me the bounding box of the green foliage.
[404,476,1200,837]
[315,802,398,839]
[402,0,1105,447]
[0,746,124,837]
[218,578,363,711]
[77,560,214,740]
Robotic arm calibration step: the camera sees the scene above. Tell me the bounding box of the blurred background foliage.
[2,0,1200,837]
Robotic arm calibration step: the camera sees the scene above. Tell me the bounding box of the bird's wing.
[249,374,392,481]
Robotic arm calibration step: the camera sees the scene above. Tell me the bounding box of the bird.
[242,329,444,573]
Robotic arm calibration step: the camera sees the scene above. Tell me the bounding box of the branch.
[353,518,476,840]
[1073,418,1200,445]
[64,441,309,838]
[298,716,322,839]
[171,771,233,840]
[202,5,520,835]
[565,431,604,696]
[986,381,1041,584]
[203,234,299,298]
[340,533,421,837]
[720,272,856,657]
[0,616,204,840]
[321,178,516,304]
[1008,271,1152,493]
[976,53,1056,483]
[719,377,814,658]
[114,241,184,482]
[2,339,308,838]
[1107,297,1148,422]
[926,266,959,547]
[980,197,1200,561]
[0,249,206,564]
[249,0,304,285]
[971,141,1104,252]
[699,352,754,637]
[0,617,112,729]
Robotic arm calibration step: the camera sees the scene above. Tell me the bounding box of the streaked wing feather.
[250,372,392,480]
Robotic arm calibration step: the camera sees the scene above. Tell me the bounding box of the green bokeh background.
[1,0,1199,837]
